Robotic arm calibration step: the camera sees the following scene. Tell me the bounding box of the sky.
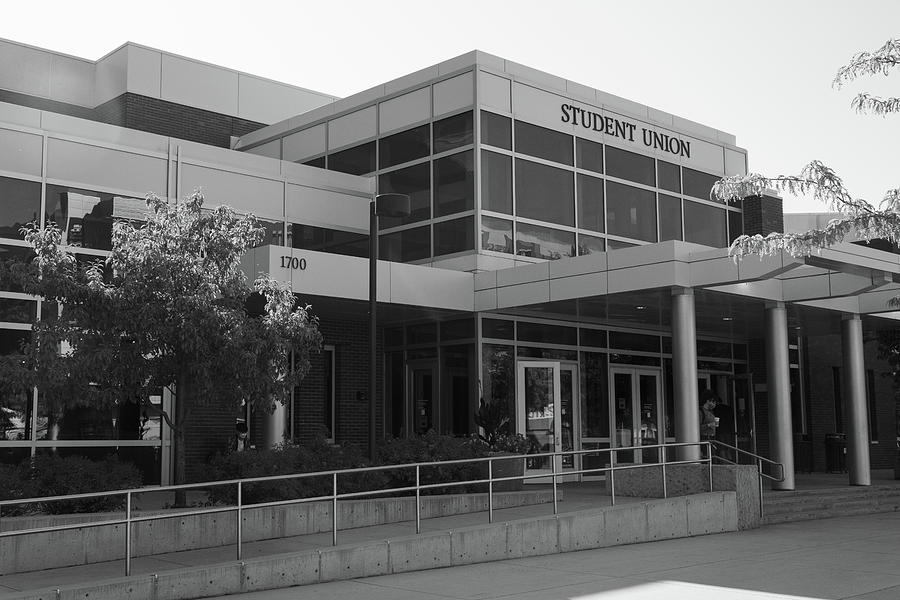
[2,0,898,213]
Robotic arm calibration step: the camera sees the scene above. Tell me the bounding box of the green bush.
[0,454,142,515]
[376,431,491,494]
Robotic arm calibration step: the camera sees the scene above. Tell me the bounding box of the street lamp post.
[369,193,410,460]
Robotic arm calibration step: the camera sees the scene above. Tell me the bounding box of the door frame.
[608,366,662,464]
[407,359,438,436]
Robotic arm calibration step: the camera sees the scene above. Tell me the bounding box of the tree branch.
[833,38,900,88]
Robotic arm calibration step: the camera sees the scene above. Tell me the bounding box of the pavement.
[203,511,900,600]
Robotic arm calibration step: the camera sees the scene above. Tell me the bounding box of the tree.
[713,39,900,259]
[0,191,322,490]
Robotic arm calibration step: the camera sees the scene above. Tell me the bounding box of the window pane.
[481,112,512,150]
[578,234,605,256]
[684,201,727,247]
[607,239,638,250]
[0,245,36,292]
[1,388,31,440]
[379,225,430,262]
[0,328,28,354]
[434,150,474,217]
[609,331,660,352]
[658,160,681,193]
[728,210,743,244]
[517,321,577,345]
[434,216,474,256]
[481,151,512,214]
[0,298,36,323]
[302,156,326,168]
[291,224,369,258]
[658,193,682,241]
[379,125,430,169]
[328,141,375,175]
[577,174,604,232]
[0,177,40,240]
[256,219,285,247]
[483,318,514,340]
[515,159,574,226]
[379,163,431,227]
[481,215,513,254]
[407,322,437,345]
[580,352,609,437]
[576,138,603,174]
[605,146,655,187]
[606,181,657,242]
[433,112,473,154]
[46,185,138,251]
[514,121,573,165]
[440,318,475,341]
[580,329,607,348]
[682,167,721,202]
[515,222,574,260]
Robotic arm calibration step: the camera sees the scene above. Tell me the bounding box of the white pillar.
[842,314,871,486]
[262,403,288,449]
[765,302,794,490]
[672,288,700,461]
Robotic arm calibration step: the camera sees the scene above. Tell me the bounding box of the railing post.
[125,491,132,576]
[708,442,714,492]
[661,446,668,499]
[551,453,558,515]
[610,449,616,506]
[236,482,242,561]
[487,458,493,524]
[332,472,338,546]
[415,465,421,534]
[758,457,765,519]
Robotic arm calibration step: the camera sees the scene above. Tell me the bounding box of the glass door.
[516,361,561,476]
[732,374,757,462]
[609,367,661,464]
[408,360,437,435]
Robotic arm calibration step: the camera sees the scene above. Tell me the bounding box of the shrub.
[376,431,491,494]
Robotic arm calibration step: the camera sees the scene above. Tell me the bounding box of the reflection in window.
[605,146,655,187]
[0,389,31,440]
[516,222,575,260]
[379,163,431,227]
[683,167,721,201]
[0,298,36,323]
[481,215,513,254]
[515,121,573,165]
[433,112,473,154]
[658,160,681,193]
[580,352,609,438]
[379,225,430,262]
[658,194,682,241]
[0,177,41,240]
[578,234,605,255]
[577,174,604,232]
[434,216,474,256]
[328,141,376,175]
[482,318,514,340]
[434,151,474,217]
[0,245,36,293]
[291,224,368,258]
[728,210,743,244]
[0,328,28,354]
[606,182,657,243]
[515,159,574,226]
[481,111,512,150]
[684,200,727,247]
[482,344,514,423]
[256,219,285,247]
[379,125,430,169]
[46,185,145,251]
[481,151,512,214]
[576,138,603,174]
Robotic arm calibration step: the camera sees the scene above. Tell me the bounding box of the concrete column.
[262,403,288,449]
[672,288,700,461]
[842,314,871,486]
[765,302,794,490]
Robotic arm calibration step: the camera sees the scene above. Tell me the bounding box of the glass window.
[434,151,474,217]
[580,352,609,437]
[0,328,28,354]
[433,112,473,154]
[515,159,574,226]
[576,138,603,174]
[658,160,681,193]
[514,121,573,165]
[684,200,727,247]
[481,215,513,254]
[434,216,474,256]
[606,146,655,187]
[379,125,430,169]
[441,318,475,341]
[256,219,285,247]
[0,245,36,293]
[0,177,41,240]
[515,222,575,260]
[482,344,515,422]
[328,141,375,175]
[384,327,403,346]
[379,224,430,262]
[0,298,36,323]
[1,388,32,440]
[481,112,512,150]
[606,181,657,243]
[517,346,577,360]
[407,322,436,345]
[46,185,144,251]
[482,318,514,340]
[609,331,660,353]
[517,321,577,345]
[577,174,604,232]
[658,194,682,241]
[683,167,721,202]
[481,151,512,214]
[728,210,743,244]
[379,163,431,227]
[606,239,638,250]
[291,224,368,258]
[579,328,607,348]
[578,234,605,256]
[302,156,326,168]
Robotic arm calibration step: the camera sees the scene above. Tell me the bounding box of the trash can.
[825,433,847,473]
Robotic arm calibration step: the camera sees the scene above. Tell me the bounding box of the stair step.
[763,503,900,525]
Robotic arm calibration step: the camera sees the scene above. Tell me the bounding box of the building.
[0,38,896,488]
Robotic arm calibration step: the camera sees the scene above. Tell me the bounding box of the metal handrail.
[709,440,785,520]
[0,440,766,576]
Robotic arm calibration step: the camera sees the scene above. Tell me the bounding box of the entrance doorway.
[609,367,661,464]
[515,361,577,478]
[408,360,437,435]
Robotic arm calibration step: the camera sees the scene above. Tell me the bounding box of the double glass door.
[516,361,577,477]
[610,367,661,464]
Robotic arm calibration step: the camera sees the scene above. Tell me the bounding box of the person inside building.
[699,389,718,457]
[713,397,736,461]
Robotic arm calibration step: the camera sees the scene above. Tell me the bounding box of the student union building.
[0,38,897,489]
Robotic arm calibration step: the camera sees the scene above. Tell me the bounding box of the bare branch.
[834,38,900,88]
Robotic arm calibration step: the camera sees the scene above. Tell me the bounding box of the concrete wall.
[12,492,737,600]
[1,490,553,575]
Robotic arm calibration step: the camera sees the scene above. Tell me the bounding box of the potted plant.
[474,394,533,491]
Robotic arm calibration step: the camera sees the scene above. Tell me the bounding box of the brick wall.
[742,194,784,236]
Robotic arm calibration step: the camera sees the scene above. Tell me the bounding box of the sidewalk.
[204,511,900,600]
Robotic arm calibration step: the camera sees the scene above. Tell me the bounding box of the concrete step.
[762,488,900,524]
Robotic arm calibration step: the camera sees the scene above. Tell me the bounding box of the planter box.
[489,453,526,492]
